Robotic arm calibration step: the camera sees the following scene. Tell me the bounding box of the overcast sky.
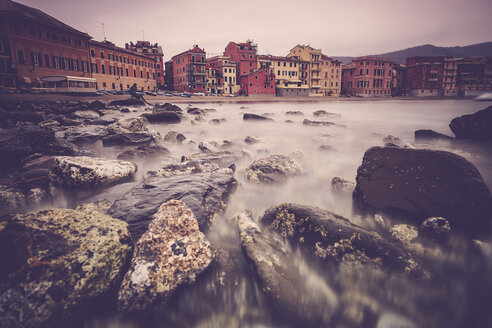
[18,0,492,61]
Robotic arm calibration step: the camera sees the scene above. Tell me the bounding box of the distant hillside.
[332,42,492,65]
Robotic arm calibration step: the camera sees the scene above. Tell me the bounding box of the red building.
[402,56,445,97]
[0,0,91,88]
[239,68,276,96]
[224,40,258,80]
[171,45,206,92]
[125,40,164,89]
[341,56,393,97]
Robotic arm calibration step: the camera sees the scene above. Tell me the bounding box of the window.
[52,56,60,69]
[64,57,70,70]
[109,66,115,75]
[134,69,136,77]
[101,64,105,74]
[91,63,98,73]
[31,52,41,66]
[44,54,50,68]
[17,50,24,64]
[249,82,253,87]
[72,59,78,71]
[255,75,258,80]
[126,68,129,76]
[41,31,49,39]
[249,62,252,67]
[100,51,104,59]
[82,61,88,72]
[140,70,143,78]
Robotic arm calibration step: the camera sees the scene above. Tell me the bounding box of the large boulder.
[353,146,492,236]
[63,125,109,143]
[108,168,237,240]
[236,211,338,325]
[0,205,133,328]
[109,98,146,107]
[246,154,301,184]
[117,200,213,312]
[117,144,170,161]
[102,132,155,146]
[449,106,492,143]
[107,117,149,134]
[53,156,137,187]
[141,111,181,123]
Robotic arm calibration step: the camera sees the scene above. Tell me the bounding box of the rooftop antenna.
[101,23,106,41]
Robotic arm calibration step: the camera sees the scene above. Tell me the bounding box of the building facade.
[402,56,444,97]
[207,56,239,95]
[125,40,164,89]
[239,68,276,96]
[320,55,341,96]
[89,40,157,91]
[0,0,91,88]
[224,40,258,80]
[456,57,492,97]
[257,55,309,96]
[287,45,326,95]
[341,57,393,97]
[171,45,206,92]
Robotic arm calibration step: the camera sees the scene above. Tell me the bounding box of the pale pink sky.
[17,0,492,60]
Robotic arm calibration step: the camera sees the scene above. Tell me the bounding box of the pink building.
[239,68,276,96]
[341,56,393,97]
[224,40,258,79]
[171,45,206,92]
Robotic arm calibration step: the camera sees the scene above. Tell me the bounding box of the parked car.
[145,91,157,96]
[180,92,191,98]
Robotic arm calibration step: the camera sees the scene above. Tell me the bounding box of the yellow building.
[205,66,217,94]
[320,54,341,96]
[207,56,239,95]
[258,55,309,96]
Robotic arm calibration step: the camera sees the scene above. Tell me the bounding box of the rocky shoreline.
[0,98,491,327]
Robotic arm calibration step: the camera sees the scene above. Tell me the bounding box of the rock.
[198,141,219,153]
[285,120,294,123]
[244,136,262,144]
[117,200,213,312]
[88,100,106,110]
[420,217,451,239]
[153,103,182,113]
[260,203,422,274]
[108,168,238,240]
[183,151,243,169]
[64,125,109,143]
[0,108,44,127]
[390,224,419,244]
[141,111,181,123]
[303,119,335,126]
[243,113,274,121]
[285,111,304,116]
[53,156,137,187]
[449,106,492,143]
[120,107,130,113]
[382,135,403,147]
[236,211,338,324]
[0,186,26,217]
[107,117,149,134]
[187,107,206,115]
[102,132,156,146]
[86,117,118,126]
[313,110,341,118]
[163,131,186,143]
[353,146,492,236]
[209,118,227,124]
[109,98,146,107]
[0,207,132,328]
[150,161,220,178]
[72,110,100,120]
[246,154,301,184]
[415,129,454,142]
[331,177,356,193]
[318,144,335,152]
[117,144,170,161]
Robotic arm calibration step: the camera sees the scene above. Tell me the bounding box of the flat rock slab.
[53,156,137,187]
[118,200,213,312]
[0,206,132,328]
[353,146,492,236]
[64,125,109,143]
[102,132,155,146]
[117,144,170,161]
[108,169,238,241]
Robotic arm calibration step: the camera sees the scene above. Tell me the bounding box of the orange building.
[0,0,91,88]
[125,41,164,89]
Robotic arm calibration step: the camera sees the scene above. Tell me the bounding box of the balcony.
[311,76,321,80]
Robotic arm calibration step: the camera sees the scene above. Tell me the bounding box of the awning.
[22,77,32,84]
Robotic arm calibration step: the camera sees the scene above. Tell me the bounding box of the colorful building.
[0,0,91,88]
[171,45,206,92]
[125,40,164,89]
[257,55,309,96]
[224,40,258,80]
[207,56,239,95]
[341,56,393,97]
[320,55,341,96]
[239,68,276,96]
[402,56,444,97]
[205,63,217,94]
[287,45,326,95]
[89,40,157,91]
[456,57,492,97]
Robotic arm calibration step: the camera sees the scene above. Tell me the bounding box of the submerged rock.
[246,154,301,184]
[0,206,132,328]
[331,177,356,194]
[237,211,338,324]
[117,144,170,160]
[118,200,213,313]
[244,136,263,144]
[107,117,149,134]
[141,110,181,124]
[313,110,341,118]
[414,129,454,142]
[53,156,137,187]
[382,135,403,147]
[109,98,146,107]
[163,131,186,143]
[102,132,156,146]
[108,168,237,240]
[285,111,304,116]
[449,105,492,143]
[303,119,335,127]
[353,146,492,236]
[243,113,274,121]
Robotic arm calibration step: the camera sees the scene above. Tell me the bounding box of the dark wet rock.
[120,107,130,113]
[187,107,206,115]
[0,108,44,127]
[183,151,243,169]
[107,117,149,134]
[244,136,263,144]
[285,111,304,116]
[209,118,227,124]
[260,203,422,274]
[382,135,403,147]
[85,117,118,126]
[117,144,170,161]
[117,200,213,313]
[102,132,156,146]
[313,110,341,118]
[88,100,106,110]
[285,120,294,123]
[198,141,219,153]
[64,125,109,143]
[449,106,492,143]
[0,206,132,328]
[108,168,237,240]
[71,110,100,120]
[331,177,356,193]
[109,98,146,107]
[54,115,84,126]
[353,146,492,236]
[237,211,338,324]
[53,156,137,187]
[141,110,181,124]
[420,217,451,239]
[318,144,335,152]
[150,161,220,178]
[163,131,186,143]
[415,129,454,142]
[0,186,26,217]
[384,142,401,147]
[303,119,335,126]
[243,113,274,121]
[153,103,182,113]
[246,154,301,184]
